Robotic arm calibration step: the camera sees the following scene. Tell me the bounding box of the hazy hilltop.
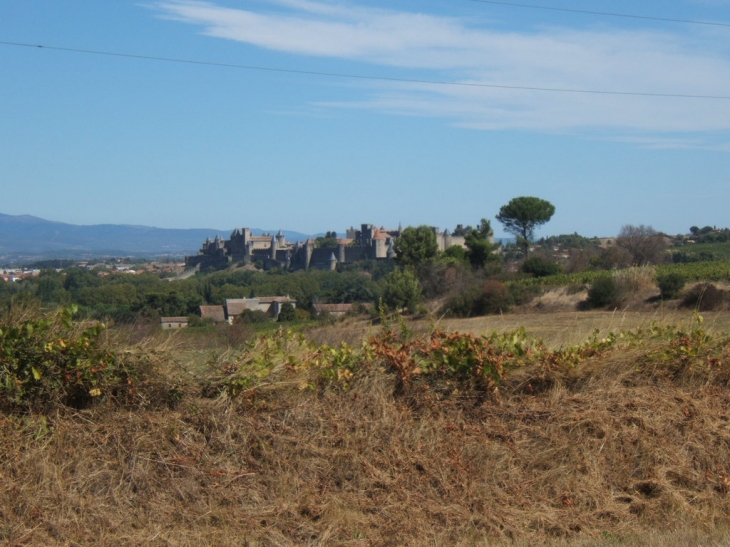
[0,213,312,256]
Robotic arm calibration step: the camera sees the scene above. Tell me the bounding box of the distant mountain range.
[0,213,313,262]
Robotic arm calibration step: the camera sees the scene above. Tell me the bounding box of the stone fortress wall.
[186,224,468,271]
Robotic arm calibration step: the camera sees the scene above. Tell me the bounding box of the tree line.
[1,195,726,322]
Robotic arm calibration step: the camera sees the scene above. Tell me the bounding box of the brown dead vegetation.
[3,312,730,546]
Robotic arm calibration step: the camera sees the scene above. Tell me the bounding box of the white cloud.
[154,0,730,140]
[155,0,481,64]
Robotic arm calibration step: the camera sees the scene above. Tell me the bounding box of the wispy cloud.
[154,0,730,143]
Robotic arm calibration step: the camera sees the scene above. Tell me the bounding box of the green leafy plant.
[521,256,562,278]
[277,302,296,322]
[382,268,421,313]
[0,306,155,411]
[656,272,686,300]
[637,313,730,382]
[587,276,620,308]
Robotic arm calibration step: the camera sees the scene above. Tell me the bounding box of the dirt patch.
[522,286,588,312]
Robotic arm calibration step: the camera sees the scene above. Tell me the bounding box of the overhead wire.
[467,0,730,28]
[1,38,729,100]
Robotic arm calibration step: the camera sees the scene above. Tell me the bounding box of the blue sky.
[2,0,730,239]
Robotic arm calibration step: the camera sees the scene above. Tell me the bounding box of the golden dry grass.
[4,370,730,546]
[306,307,730,351]
[4,305,730,546]
[435,309,730,349]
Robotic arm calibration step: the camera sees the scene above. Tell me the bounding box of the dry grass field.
[3,299,730,546]
[308,303,730,352]
[437,309,730,348]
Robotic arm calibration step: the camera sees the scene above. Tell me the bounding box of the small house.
[160,317,188,330]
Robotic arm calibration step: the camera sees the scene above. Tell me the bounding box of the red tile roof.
[200,305,226,322]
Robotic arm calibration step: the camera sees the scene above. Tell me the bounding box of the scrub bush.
[587,276,619,308]
[656,272,686,300]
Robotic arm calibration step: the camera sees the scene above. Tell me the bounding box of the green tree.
[538,233,599,250]
[315,231,339,249]
[237,309,270,324]
[464,218,498,269]
[35,269,68,304]
[452,224,470,236]
[382,268,421,313]
[0,277,25,303]
[63,267,101,292]
[440,245,468,265]
[394,225,439,270]
[496,196,555,258]
[521,256,562,278]
[595,245,632,270]
[143,290,199,317]
[277,302,296,322]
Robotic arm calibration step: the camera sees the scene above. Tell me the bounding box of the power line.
[2,40,730,100]
[468,0,730,27]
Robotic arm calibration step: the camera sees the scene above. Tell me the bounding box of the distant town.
[1,260,185,283]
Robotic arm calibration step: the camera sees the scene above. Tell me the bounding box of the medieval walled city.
[185,223,469,271]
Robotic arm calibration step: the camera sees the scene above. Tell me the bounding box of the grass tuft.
[3,307,730,545]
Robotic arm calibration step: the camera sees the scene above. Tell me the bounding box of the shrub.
[475,280,513,315]
[442,281,515,317]
[656,272,686,300]
[521,257,562,278]
[509,283,542,306]
[295,308,312,322]
[586,276,619,308]
[237,309,270,324]
[277,302,296,322]
[187,315,214,328]
[316,310,335,325]
[441,286,482,318]
[682,283,727,311]
[0,306,166,411]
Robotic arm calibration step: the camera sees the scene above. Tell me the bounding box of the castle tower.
[443,228,452,251]
[305,239,314,269]
[387,239,396,259]
[361,224,374,247]
[338,242,346,264]
[270,234,278,260]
